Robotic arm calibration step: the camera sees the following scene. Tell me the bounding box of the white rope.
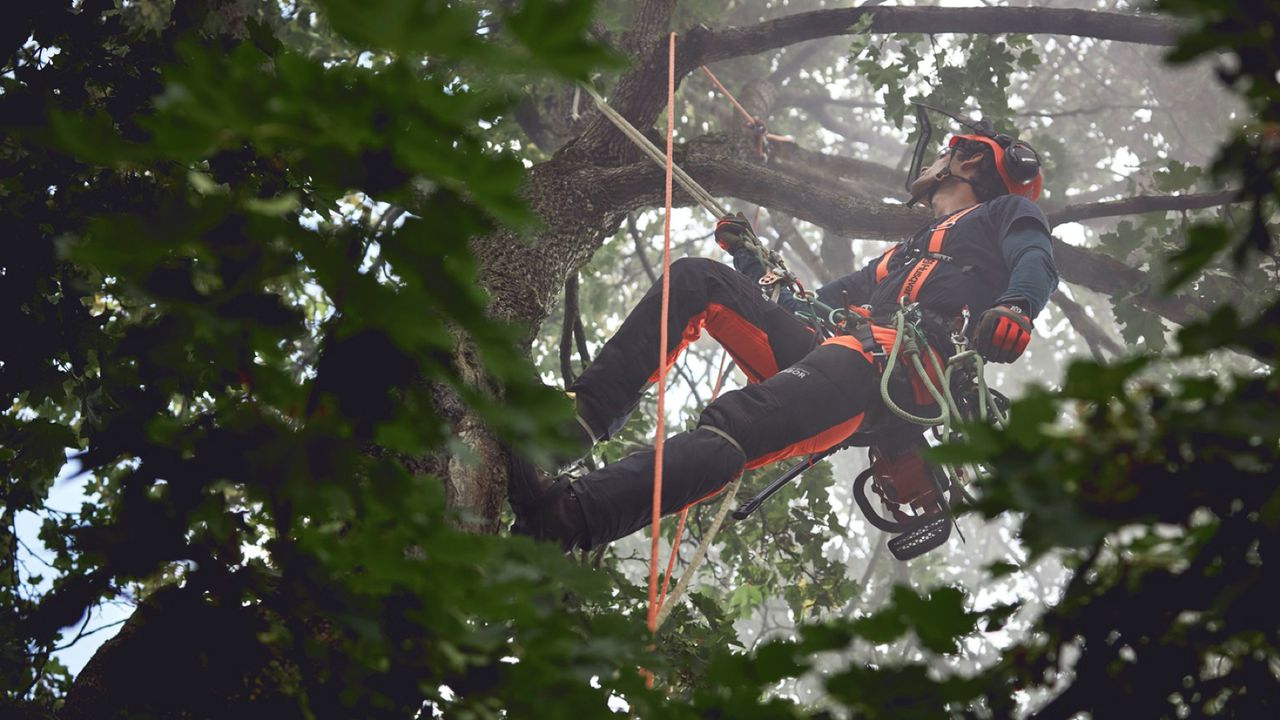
[653,476,742,631]
[578,81,727,218]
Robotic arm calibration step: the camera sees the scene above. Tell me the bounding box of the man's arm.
[976,215,1059,363]
[996,217,1058,318]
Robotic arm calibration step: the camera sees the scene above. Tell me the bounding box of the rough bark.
[61,585,299,720]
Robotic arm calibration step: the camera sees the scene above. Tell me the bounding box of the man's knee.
[669,256,737,289]
[692,424,746,459]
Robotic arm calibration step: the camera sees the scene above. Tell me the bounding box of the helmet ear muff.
[950,134,1043,200]
[1002,140,1041,184]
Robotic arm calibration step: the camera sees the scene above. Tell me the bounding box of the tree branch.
[702,6,1186,68]
[1046,190,1239,226]
[1051,289,1124,361]
[768,139,903,199]
[769,211,835,285]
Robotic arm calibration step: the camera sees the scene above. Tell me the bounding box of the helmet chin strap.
[910,149,978,207]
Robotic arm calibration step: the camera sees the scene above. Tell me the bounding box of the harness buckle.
[851,322,886,367]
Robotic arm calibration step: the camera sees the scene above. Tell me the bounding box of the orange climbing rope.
[646,30,677,636]
[650,62,782,630]
[698,65,794,157]
[647,46,792,649]
[655,350,731,611]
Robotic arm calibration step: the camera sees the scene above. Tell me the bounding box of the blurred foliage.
[0,1,649,718]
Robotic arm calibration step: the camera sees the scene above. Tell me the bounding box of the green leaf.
[1164,222,1230,291]
[1112,299,1168,352]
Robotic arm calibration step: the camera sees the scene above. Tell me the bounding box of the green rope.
[876,302,1000,447]
[878,308,948,426]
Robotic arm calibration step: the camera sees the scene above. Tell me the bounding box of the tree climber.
[508,113,1058,553]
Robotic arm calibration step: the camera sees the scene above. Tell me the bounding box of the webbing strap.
[928,203,980,252]
[874,246,898,284]
[701,425,745,456]
[896,204,981,303]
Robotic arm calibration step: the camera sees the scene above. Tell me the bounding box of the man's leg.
[570,342,882,549]
[569,257,817,443]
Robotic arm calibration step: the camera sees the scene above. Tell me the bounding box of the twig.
[629,213,659,283]
[560,274,582,385]
[53,616,129,651]
[1051,289,1124,361]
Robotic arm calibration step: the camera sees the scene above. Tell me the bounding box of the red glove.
[714,212,753,252]
[976,303,1033,363]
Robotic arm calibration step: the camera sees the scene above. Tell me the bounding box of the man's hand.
[975,303,1033,363]
[714,212,753,252]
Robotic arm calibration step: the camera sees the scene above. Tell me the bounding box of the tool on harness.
[853,444,961,560]
[906,103,1044,206]
[731,447,839,521]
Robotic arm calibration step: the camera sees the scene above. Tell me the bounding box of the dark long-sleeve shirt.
[730,196,1058,323]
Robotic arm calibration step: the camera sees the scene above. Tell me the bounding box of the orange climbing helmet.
[907,103,1043,202]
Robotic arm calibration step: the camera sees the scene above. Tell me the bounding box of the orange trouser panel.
[646,301,780,385]
[738,337,877,470]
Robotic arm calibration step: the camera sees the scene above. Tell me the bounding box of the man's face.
[908,146,953,199]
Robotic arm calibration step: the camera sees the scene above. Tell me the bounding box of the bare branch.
[770,212,835,284]
[702,6,1186,68]
[1047,191,1240,226]
[1051,290,1124,361]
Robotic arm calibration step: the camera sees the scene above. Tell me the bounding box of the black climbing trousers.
[566,258,885,549]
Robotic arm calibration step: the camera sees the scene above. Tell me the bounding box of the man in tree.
[509,119,1058,552]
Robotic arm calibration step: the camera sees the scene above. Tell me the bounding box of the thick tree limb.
[619,0,675,56]
[768,139,903,199]
[1046,190,1239,226]
[702,6,1186,68]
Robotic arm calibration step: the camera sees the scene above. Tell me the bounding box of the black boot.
[507,452,592,551]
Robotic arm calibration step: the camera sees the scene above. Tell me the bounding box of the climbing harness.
[728,204,1012,561]
[731,300,1011,561]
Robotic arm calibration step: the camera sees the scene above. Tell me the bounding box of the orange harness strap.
[894,204,981,304]
[874,246,898,284]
